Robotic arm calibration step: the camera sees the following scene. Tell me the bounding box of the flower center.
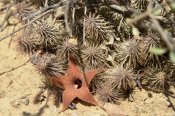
[73,78,82,89]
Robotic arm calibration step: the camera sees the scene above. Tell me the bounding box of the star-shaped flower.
[50,55,98,111]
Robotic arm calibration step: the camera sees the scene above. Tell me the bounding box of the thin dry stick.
[0,3,14,12]
[147,0,174,51]
[164,93,175,111]
[8,25,16,48]
[127,10,150,24]
[0,59,30,76]
[64,0,72,36]
[117,17,124,31]
[127,1,163,25]
[23,0,65,21]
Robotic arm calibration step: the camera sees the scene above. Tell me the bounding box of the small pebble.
[68,103,77,110]
[18,97,30,105]
[10,100,20,108]
[10,97,29,108]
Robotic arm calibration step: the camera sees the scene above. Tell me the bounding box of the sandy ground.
[0,7,175,116]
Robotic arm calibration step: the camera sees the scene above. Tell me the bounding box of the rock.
[10,96,29,108]
[10,100,20,108]
[18,97,29,105]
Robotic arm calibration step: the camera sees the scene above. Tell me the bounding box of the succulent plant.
[97,6,113,21]
[56,37,80,61]
[96,81,119,103]
[16,35,30,54]
[131,0,148,10]
[83,13,114,45]
[142,67,171,93]
[51,84,63,106]
[106,65,136,92]
[86,0,102,5]
[32,16,64,52]
[113,13,132,39]
[89,72,105,93]
[30,0,60,6]
[16,33,36,54]
[140,31,165,67]
[30,52,67,77]
[118,89,135,100]
[115,39,141,69]
[15,2,35,19]
[82,45,107,69]
[72,21,83,44]
[98,6,132,39]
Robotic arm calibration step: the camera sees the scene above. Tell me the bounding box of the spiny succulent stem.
[0,59,30,76]
[0,2,14,12]
[148,0,173,51]
[0,8,53,42]
[127,10,150,25]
